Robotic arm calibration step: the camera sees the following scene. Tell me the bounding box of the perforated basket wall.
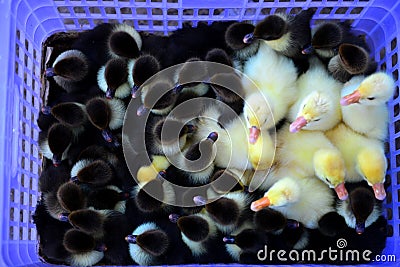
[0,0,398,266]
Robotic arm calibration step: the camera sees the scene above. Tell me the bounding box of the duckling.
[198,190,253,235]
[326,123,388,200]
[336,182,383,234]
[173,58,210,97]
[254,207,299,234]
[176,132,218,185]
[57,182,86,213]
[251,176,335,229]
[39,123,73,167]
[44,49,95,93]
[63,229,106,267]
[205,48,234,67]
[131,54,161,98]
[39,162,70,194]
[173,213,230,263]
[136,155,171,184]
[70,159,114,187]
[85,96,126,145]
[97,58,132,99]
[108,23,142,59]
[71,23,114,66]
[146,117,196,157]
[328,43,377,82]
[33,201,72,264]
[340,72,395,140]
[137,79,179,116]
[125,221,189,265]
[247,9,315,74]
[87,185,130,213]
[242,42,298,135]
[50,102,88,133]
[302,21,368,62]
[225,22,260,71]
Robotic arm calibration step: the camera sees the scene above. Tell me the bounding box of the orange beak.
[250,196,271,211]
[340,90,361,106]
[372,183,386,200]
[334,183,348,200]
[249,126,261,144]
[289,116,307,133]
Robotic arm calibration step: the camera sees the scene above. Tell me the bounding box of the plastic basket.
[0,0,399,266]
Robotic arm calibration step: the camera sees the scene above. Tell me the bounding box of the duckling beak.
[372,183,386,200]
[45,67,56,78]
[105,88,115,99]
[249,126,261,144]
[137,105,149,116]
[340,90,361,106]
[355,221,365,235]
[125,235,137,244]
[286,219,300,229]
[289,116,307,133]
[301,45,315,55]
[243,33,255,44]
[52,155,61,167]
[334,182,349,200]
[41,106,52,115]
[131,85,140,98]
[250,196,271,212]
[168,213,180,223]
[58,212,70,222]
[101,129,113,143]
[185,124,197,134]
[223,235,236,244]
[95,243,108,252]
[193,195,207,206]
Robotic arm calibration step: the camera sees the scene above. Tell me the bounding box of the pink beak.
[372,183,386,200]
[289,116,307,133]
[340,90,361,106]
[249,126,261,144]
[334,183,348,200]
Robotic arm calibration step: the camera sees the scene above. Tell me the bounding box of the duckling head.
[225,22,256,50]
[63,229,107,254]
[47,50,89,81]
[357,148,387,200]
[244,93,274,144]
[251,177,301,211]
[313,149,348,200]
[349,187,375,234]
[108,24,142,59]
[47,123,73,167]
[290,91,339,132]
[131,55,160,98]
[104,58,129,99]
[252,14,288,42]
[341,72,395,106]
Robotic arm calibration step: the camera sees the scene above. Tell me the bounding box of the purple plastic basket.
[0,0,399,266]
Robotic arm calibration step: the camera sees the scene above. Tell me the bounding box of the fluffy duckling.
[63,229,106,267]
[173,213,230,263]
[254,207,300,234]
[131,54,161,98]
[328,43,377,82]
[107,23,142,59]
[251,176,335,229]
[125,221,189,265]
[137,79,179,116]
[336,182,383,234]
[87,185,130,213]
[71,23,114,66]
[247,9,315,74]
[50,102,88,132]
[202,191,253,235]
[39,123,73,167]
[146,116,196,157]
[225,22,260,71]
[340,72,395,140]
[85,96,126,145]
[45,49,95,93]
[70,159,114,187]
[302,21,367,61]
[97,57,133,99]
[242,42,298,136]
[176,132,218,185]
[325,123,388,200]
[173,58,210,97]
[33,201,72,264]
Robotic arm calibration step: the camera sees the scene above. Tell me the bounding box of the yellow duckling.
[136,155,170,183]
[340,72,395,140]
[326,123,387,200]
[251,176,335,229]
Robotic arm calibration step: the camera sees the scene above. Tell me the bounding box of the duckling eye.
[314,118,320,122]
[325,178,330,184]
[367,97,375,100]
